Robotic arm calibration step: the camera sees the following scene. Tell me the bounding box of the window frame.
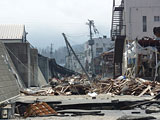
[143,16,147,32]
[154,16,160,22]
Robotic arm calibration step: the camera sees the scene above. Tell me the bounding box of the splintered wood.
[21,75,160,97]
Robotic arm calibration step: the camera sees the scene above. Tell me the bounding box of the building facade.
[84,37,112,72]
[111,0,160,77]
[65,52,85,72]
[124,0,160,40]
[0,24,40,87]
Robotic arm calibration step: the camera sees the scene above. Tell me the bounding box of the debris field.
[21,75,160,97]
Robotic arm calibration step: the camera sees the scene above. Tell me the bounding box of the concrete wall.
[5,43,31,88]
[0,42,19,103]
[30,48,38,87]
[124,0,160,40]
[38,54,49,83]
[37,67,47,87]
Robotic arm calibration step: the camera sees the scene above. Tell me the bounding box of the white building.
[124,0,160,40]
[111,0,160,77]
[84,37,112,71]
[112,0,160,41]
[65,52,85,72]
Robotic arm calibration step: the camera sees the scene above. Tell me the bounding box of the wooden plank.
[138,85,151,97]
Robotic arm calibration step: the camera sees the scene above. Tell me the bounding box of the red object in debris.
[24,102,57,118]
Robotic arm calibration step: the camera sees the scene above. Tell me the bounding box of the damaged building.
[65,52,85,73]
[111,0,160,79]
[1,0,160,119]
[101,49,114,77]
[84,36,112,72]
[0,24,42,87]
[0,42,20,119]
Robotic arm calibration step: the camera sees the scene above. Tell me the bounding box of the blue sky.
[0,0,113,49]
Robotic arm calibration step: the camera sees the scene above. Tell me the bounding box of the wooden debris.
[138,85,151,97]
[21,75,160,97]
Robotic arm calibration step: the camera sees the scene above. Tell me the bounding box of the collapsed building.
[125,37,160,80]
[84,37,113,73]
[101,49,114,77]
[0,24,77,119]
[89,49,114,77]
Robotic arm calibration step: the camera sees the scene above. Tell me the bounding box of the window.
[96,48,103,54]
[143,16,147,32]
[154,16,160,22]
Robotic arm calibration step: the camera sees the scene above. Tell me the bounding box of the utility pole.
[113,0,115,7]
[50,43,53,58]
[86,20,95,75]
[62,33,91,81]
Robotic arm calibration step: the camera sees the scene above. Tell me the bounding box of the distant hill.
[38,44,84,65]
[38,39,114,65]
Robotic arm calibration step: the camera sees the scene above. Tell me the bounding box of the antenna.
[50,43,54,58]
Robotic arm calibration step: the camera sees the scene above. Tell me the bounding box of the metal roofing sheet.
[0,24,25,39]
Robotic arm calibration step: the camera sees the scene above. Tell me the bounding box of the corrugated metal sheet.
[0,24,25,39]
[0,42,19,104]
[24,102,57,118]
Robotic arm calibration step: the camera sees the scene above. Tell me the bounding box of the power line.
[50,43,54,58]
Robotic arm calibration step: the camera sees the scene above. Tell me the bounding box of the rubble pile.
[103,77,159,96]
[21,75,160,96]
[89,77,160,96]
[47,75,91,95]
